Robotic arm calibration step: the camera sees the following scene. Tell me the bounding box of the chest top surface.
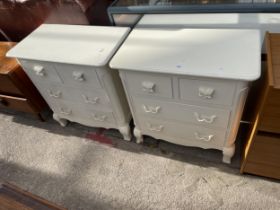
[110,28,261,81]
[7,24,130,67]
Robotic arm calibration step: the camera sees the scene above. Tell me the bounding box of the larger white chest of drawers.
[7,24,132,140]
[110,26,261,163]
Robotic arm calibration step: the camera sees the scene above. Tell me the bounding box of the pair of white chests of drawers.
[8,20,261,163]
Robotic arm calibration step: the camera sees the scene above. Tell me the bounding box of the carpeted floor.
[0,109,279,210]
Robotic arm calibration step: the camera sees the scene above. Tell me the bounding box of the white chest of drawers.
[7,24,132,140]
[110,26,261,163]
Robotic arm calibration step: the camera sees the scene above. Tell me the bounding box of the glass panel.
[114,0,280,7]
[112,14,142,26]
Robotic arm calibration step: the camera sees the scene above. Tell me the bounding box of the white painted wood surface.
[110,28,261,81]
[7,24,130,66]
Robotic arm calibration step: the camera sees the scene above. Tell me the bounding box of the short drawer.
[55,63,102,89]
[139,118,226,149]
[179,78,236,106]
[40,85,111,111]
[125,72,173,98]
[19,60,62,84]
[0,94,35,113]
[132,97,231,129]
[52,102,115,125]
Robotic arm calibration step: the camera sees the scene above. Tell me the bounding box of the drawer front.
[247,134,280,168]
[132,97,231,129]
[40,85,111,111]
[19,60,62,84]
[52,102,115,125]
[244,134,280,179]
[139,118,226,149]
[55,63,102,89]
[0,74,23,96]
[179,78,236,106]
[125,72,173,98]
[259,90,280,133]
[0,94,35,113]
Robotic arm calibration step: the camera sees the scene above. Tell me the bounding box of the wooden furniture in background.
[0,182,66,210]
[0,0,113,42]
[0,42,48,120]
[241,32,280,180]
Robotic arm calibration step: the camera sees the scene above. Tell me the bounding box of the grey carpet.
[0,109,279,210]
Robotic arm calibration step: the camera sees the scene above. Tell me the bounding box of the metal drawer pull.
[48,90,61,98]
[142,81,155,93]
[147,123,164,132]
[198,87,215,99]
[82,95,99,104]
[92,114,107,122]
[60,108,72,115]
[143,105,161,114]
[72,71,85,82]
[194,112,216,123]
[33,65,45,76]
[194,132,214,142]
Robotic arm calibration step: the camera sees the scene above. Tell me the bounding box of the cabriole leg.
[119,124,132,141]
[134,127,143,144]
[222,144,235,164]
[53,113,68,127]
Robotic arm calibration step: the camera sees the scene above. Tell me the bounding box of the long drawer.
[51,101,116,126]
[132,97,231,129]
[0,94,35,113]
[39,84,111,111]
[138,118,227,149]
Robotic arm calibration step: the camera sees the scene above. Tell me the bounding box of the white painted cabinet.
[7,24,132,140]
[110,26,261,163]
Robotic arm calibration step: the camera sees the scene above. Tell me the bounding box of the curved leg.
[53,113,68,127]
[119,124,132,141]
[134,127,143,144]
[222,144,235,164]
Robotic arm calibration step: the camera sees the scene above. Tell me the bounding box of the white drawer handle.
[147,123,164,132]
[33,65,45,76]
[48,90,62,98]
[142,81,155,93]
[82,95,99,104]
[60,108,72,115]
[143,105,161,114]
[194,112,216,124]
[72,71,85,82]
[92,114,107,122]
[198,87,215,99]
[194,132,214,142]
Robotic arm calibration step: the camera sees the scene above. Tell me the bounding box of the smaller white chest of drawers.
[7,24,132,140]
[110,26,261,163]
